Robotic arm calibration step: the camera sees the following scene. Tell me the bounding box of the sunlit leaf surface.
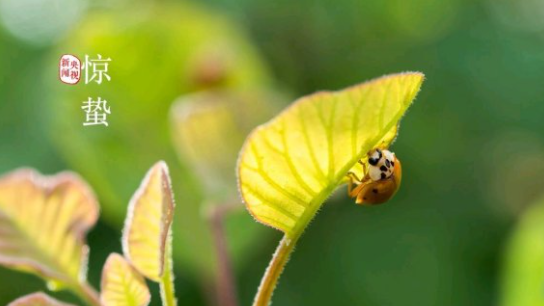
[238,72,424,237]
[8,292,76,306]
[123,161,175,281]
[501,198,544,306]
[101,253,151,306]
[0,169,98,287]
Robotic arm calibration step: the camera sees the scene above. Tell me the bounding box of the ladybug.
[347,148,402,205]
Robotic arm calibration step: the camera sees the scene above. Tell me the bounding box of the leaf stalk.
[208,202,241,306]
[253,235,298,306]
[160,239,177,306]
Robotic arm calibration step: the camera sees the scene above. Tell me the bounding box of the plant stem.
[160,238,177,306]
[73,281,100,306]
[253,235,298,306]
[208,203,240,306]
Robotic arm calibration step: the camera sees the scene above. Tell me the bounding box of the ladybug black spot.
[380,165,387,171]
[369,158,379,166]
[385,159,391,167]
[380,173,386,180]
[391,161,395,167]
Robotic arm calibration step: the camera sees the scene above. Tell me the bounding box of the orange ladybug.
[347,148,402,205]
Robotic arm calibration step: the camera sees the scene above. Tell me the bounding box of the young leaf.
[0,169,99,299]
[238,72,424,237]
[8,292,76,306]
[122,161,175,281]
[100,253,151,306]
[501,197,544,306]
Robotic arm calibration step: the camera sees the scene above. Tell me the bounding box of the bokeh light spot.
[0,0,88,46]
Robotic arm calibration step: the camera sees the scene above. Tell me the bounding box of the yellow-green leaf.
[501,197,544,306]
[0,169,98,287]
[238,72,424,237]
[122,161,175,281]
[8,292,76,306]
[100,253,151,306]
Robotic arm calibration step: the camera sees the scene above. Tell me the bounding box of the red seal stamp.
[59,54,81,85]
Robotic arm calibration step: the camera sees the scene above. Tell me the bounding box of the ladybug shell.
[356,157,402,205]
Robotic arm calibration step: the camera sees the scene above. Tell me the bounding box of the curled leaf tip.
[237,72,424,237]
[122,161,175,281]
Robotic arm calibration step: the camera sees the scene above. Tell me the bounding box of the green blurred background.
[1,0,544,305]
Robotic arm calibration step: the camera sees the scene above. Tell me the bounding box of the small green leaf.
[501,197,544,306]
[238,72,424,237]
[8,292,76,306]
[122,161,177,306]
[100,253,150,306]
[122,161,175,282]
[0,169,98,289]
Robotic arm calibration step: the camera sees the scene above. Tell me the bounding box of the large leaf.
[0,169,98,288]
[501,197,544,306]
[100,253,150,306]
[238,72,424,237]
[122,161,175,282]
[8,292,76,306]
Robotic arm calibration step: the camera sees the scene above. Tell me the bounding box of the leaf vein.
[278,120,318,197]
[242,183,299,221]
[248,143,310,208]
[297,107,327,182]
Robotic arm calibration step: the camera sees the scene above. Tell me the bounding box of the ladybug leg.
[347,171,361,182]
[346,172,360,195]
[358,160,367,176]
[347,172,366,198]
